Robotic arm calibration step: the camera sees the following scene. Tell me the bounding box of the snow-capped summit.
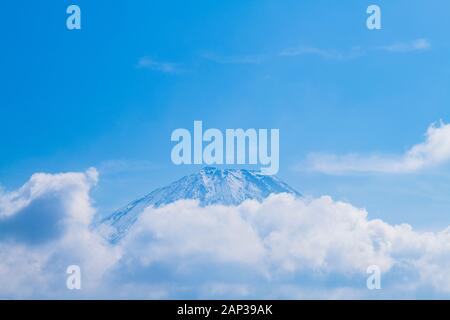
[100,167,301,242]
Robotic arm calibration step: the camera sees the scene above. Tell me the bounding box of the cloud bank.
[2,170,450,298]
[306,121,450,175]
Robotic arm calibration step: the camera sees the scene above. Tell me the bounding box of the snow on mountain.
[100,167,301,243]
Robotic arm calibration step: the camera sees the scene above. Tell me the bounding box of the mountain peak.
[101,167,300,242]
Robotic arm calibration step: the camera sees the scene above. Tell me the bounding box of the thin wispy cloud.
[202,52,267,65]
[280,46,365,60]
[305,121,450,175]
[137,57,182,73]
[379,38,431,53]
[280,38,431,61]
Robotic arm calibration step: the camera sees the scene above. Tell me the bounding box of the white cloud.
[128,195,387,275]
[0,168,98,221]
[121,200,266,267]
[280,46,364,60]
[137,57,182,73]
[3,169,450,298]
[306,121,450,174]
[0,168,120,298]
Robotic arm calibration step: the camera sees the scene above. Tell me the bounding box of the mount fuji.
[100,167,301,243]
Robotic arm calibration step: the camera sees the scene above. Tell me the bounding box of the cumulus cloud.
[0,168,119,298]
[3,170,450,298]
[121,200,266,267]
[114,194,450,297]
[0,168,98,220]
[306,121,450,174]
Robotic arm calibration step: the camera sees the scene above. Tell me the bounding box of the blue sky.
[2,0,450,229]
